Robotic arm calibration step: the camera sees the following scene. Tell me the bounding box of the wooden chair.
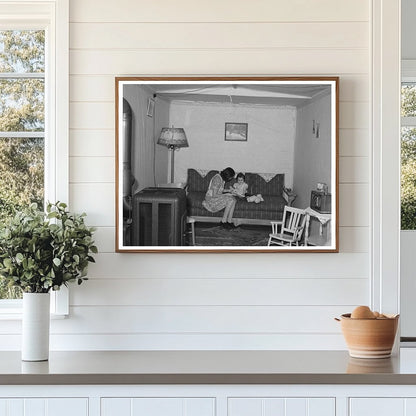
[268,206,306,247]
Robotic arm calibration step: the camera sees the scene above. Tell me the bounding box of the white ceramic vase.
[22,292,50,361]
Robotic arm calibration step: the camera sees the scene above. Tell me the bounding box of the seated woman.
[202,167,238,229]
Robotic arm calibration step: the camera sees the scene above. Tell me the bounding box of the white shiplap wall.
[57,0,372,350]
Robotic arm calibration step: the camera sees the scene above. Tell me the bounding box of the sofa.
[186,168,288,225]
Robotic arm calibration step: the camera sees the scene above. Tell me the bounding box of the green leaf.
[52,258,61,266]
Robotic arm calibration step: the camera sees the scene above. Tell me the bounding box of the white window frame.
[371,0,401,321]
[0,0,69,317]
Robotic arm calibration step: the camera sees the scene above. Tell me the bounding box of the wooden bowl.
[337,313,399,359]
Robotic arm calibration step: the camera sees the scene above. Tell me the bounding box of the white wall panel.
[70,75,114,102]
[70,49,368,76]
[0,332,347,352]
[70,22,368,50]
[70,103,114,129]
[69,0,369,23]
[69,183,114,226]
[339,129,369,157]
[70,157,114,183]
[339,157,369,183]
[86,253,369,279]
[339,184,369,227]
[20,0,373,351]
[339,102,369,129]
[69,130,114,157]
[49,305,356,334]
[70,278,368,306]
[92,227,115,253]
[339,227,369,253]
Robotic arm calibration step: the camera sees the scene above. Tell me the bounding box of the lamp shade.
[157,127,188,148]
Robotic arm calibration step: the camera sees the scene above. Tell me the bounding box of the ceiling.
[146,83,331,107]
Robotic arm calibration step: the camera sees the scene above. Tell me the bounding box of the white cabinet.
[228,398,335,416]
[0,398,88,416]
[101,397,215,416]
[350,398,416,416]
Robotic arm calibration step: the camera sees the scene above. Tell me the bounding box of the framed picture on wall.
[225,122,248,141]
[115,76,339,253]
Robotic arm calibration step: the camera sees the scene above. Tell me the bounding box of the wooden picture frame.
[115,76,339,253]
[225,122,248,141]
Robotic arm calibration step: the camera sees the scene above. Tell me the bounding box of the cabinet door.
[350,398,416,416]
[228,398,335,416]
[0,398,88,416]
[101,397,215,416]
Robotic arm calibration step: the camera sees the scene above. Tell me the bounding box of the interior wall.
[124,85,155,192]
[293,94,332,209]
[0,0,372,351]
[169,101,296,187]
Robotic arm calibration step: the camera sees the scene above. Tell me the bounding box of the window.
[401,67,416,230]
[0,0,69,313]
[0,30,45,299]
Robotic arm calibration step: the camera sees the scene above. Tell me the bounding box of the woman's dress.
[202,173,234,212]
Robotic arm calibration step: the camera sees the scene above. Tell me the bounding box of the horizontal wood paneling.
[339,156,369,183]
[339,226,369,252]
[70,157,114,183]
[0,333,347,350]
[70,129,115,157]
[70,75,115,102]
[70,22,368,50]
[25,0,373,352]
[339,102,369,129]
[339,129,369,157]
[69,0,369,23]
[70,278,368,306]
[70,49,368,76]
[70,103,114,129]
[69,183,114,226]
[49,305,354,334]
[339,184,369,227]
[86,253,369,279]
[92,227,115,253]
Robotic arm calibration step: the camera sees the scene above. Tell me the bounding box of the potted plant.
[0,202,97,361]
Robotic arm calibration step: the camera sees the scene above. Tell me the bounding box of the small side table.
[304,207,331,246]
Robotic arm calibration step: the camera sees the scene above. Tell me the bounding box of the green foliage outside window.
[401,83,416,230]
[0,30,45,298]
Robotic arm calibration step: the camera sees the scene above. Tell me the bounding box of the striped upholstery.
[187,169,218,192]
[186,169,286,221]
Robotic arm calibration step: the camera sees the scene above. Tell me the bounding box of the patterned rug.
[194,223,270,246]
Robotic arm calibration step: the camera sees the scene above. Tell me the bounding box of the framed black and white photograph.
[147,97,155,117]
[225,122,248,141]
[115,77,339,253]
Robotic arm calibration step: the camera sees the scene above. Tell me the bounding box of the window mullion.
[0,132,45,138]
[0,73,44,79]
